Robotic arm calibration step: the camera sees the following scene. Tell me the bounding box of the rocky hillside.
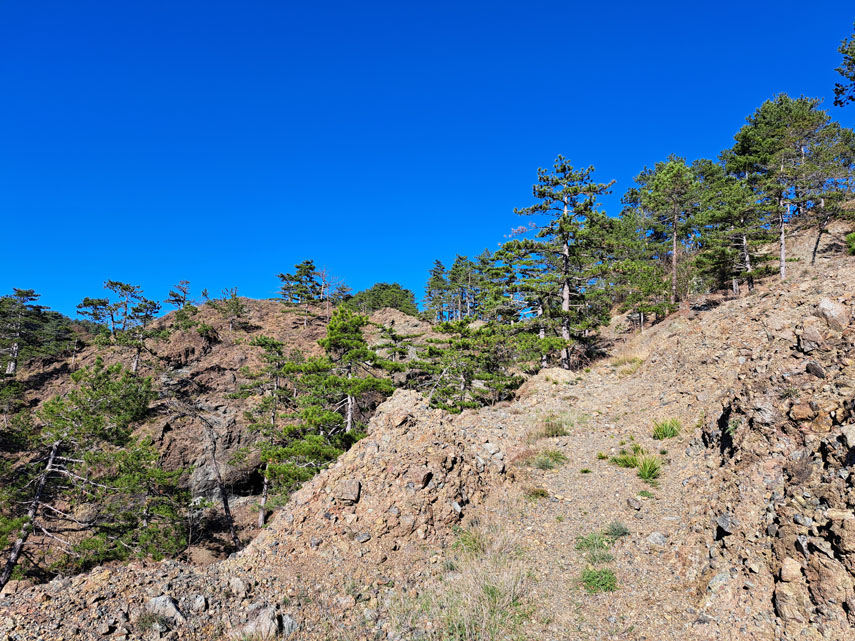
[2,224,854,640]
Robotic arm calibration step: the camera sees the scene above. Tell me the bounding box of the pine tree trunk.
[640,310,644,334]
[537,303,547,368]
[132,347,140,374]
[4,342,18,376]
[0,441,59,591]
[345,369,354,432]
[560,201,572,370]
[779,205,787,281]
[811,202,830,266]
[202,422,240,549]
[732,277,739,295]
[671,210,678,305]
[257,466,269,528]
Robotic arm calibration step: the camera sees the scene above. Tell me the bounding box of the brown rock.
[799,318,826,352]
[780,557,801,582]
[789,403,815,421]
[774,582,810,623]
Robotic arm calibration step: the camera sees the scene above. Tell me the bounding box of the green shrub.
[580,568,617,593]
[605,522,630,540]
[580,468,591,474]
[847,231,855,255]
[652,419,681,440]
[636,455,661,482]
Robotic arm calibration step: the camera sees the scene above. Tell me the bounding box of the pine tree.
[424,260,450,322]
[693,158,770,293]
[209,287,247,334]
[629,156,699,304]
[317,307,397,433]
[0,359,186,589]
[835,22,855,108]
[513,156,615,368]
[0,289,44,376]
[77,282,164,372]
[277,259,322,327]
[729,95,843,279]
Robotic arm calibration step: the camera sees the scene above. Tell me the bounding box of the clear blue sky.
[2,1,853,316]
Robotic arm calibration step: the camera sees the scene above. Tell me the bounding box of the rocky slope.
[2,225,854,640]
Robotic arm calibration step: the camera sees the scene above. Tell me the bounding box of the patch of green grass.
[555,515,564,523]
[452,526,488,555]
[532,449,568,470]
[659,448,668,455]
[780,387,800,400]
[638,490,655,499]
[575,532,610,552]
[652,419,681,440]
[846,231,855,256]
[596,452,607,460]
[580,568,617,593]
[636,455,662,483]
[585,549,614,564]
[580,468,592,474]
[609,451,639,468]
[524,487,549,501]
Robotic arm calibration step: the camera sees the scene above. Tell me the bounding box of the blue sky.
[2,1,854,315]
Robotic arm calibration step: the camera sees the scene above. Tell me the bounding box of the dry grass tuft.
[391,506,532,641]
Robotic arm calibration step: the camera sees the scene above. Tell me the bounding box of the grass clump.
[636,455,662,483]
[609,443,643,468]
[580,468,591,474]
[534,450,568,470]
[534,413,571,438]
[612,354,644,376]
[580,568,617,593]
[652,419,681,440]
[392,516,531,641]
[605,521,630,540]
[596,452,607,460]
[523,487,549,501]
[452,526,488,555]
[585,548,614,564]
[575,532,609,552]
[638,490,655,499]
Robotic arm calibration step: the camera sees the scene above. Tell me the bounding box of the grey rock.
[189,595,207,613]
[334,479,361,505]
[793,514,813,527]
[355,532,371,543]
[310,536,323,549]
[281,614,298,637]
[716,513,737,535]
[841,425,855,450]
[816,298,850,332]
[707,572,730,591]
[647,531,667,546]
[805,360,826,379]
[229,577,248,598]
[230,606,279,640]
[146,595,186,625]
[626,498,642,511]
